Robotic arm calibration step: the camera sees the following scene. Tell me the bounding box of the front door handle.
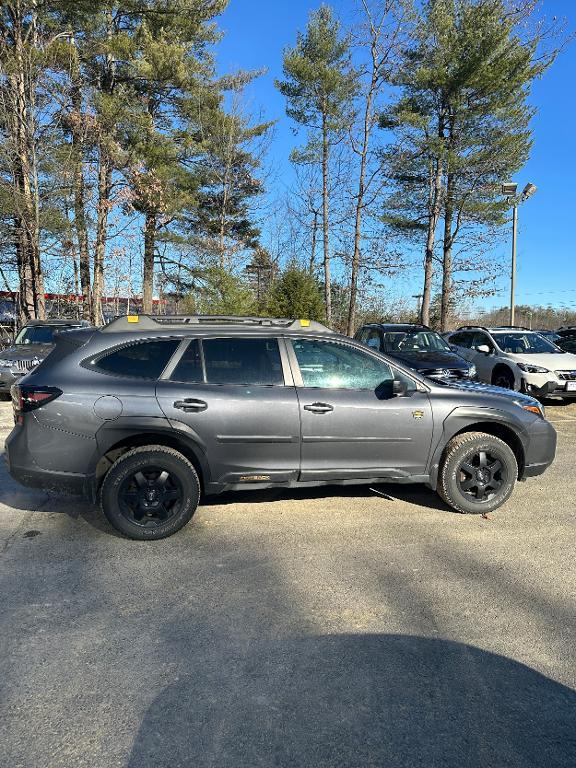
[303,402,334,414]
[173,398,208,413]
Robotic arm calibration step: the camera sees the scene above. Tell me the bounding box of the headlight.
[468,364,477,377]
[517,363,549,374]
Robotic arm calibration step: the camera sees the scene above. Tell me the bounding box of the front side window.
[471,332,493,351]
[95,339,180,379]
[203,338,284,386]
[292,339,394,390]
[449,332,473,348]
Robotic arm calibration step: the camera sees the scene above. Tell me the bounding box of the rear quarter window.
[92,339,180,379]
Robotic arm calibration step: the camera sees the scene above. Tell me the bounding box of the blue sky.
[216,0,576,312]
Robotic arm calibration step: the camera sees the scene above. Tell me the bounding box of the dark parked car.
[0,319,92,395]
[355,323,477,381]
[556,336,576,354]
[6,314,556,540]
[534,330,562,343]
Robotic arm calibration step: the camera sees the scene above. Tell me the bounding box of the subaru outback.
[5,315,557,540]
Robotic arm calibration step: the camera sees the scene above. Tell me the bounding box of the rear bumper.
[5,422,94,497]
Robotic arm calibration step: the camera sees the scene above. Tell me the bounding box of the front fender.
[427,406,529,489]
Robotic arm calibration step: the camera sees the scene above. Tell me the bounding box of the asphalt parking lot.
[1,398,575,768]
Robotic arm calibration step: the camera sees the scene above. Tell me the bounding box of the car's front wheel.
[100,446,200,540]
[437,432,518,515]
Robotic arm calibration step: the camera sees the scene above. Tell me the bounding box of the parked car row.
[4,313,557,540]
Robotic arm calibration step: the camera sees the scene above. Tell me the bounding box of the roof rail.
[490,325,532,332]
[101,314,332,333]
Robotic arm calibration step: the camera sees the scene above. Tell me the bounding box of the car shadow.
[126,633,576,768]
[203,482,451,513]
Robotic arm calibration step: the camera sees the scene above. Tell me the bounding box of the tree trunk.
[421,154,443,326]
[92,148,112,325]
[309,210,318,274]
[70,50,91,319]
[321,112,331,325]
[142,212,157,314]
[440,172,455,332]
[10,4,44,320]
[346,65,377,336]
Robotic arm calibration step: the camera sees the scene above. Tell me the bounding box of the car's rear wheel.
[437,432,518,515]
[492,367,515,390]
[100,446,200,540]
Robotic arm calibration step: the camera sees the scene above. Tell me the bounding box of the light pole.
[502,182,537,326]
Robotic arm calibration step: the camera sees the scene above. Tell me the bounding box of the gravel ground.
[1,398,575,768]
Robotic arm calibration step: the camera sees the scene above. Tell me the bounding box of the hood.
[508,351,576,372]
[438,378,539,407]
[388,349,470,371]
[0,343,53,362]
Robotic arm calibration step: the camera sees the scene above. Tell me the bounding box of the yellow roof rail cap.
[300,319,311,327]
[127,315,140,323]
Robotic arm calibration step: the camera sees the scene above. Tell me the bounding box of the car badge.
[412,410,424,420]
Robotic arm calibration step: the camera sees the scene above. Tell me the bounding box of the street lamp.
[502,182,537,326]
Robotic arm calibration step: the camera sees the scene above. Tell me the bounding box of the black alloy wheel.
[456,449,505,503]
[101,446,200,540]
[437,432,518,515]
[118,466,183,527]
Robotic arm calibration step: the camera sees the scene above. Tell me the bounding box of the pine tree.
[383,0,557,330]
[276,5,356,325]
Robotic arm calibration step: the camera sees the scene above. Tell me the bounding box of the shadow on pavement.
[127,633,576,768]
[204,482,450,513]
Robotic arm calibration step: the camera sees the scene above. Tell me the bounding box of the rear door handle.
[173,398,208,413]
[303,402,334,414]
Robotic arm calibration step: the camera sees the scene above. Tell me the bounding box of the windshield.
[381,330,452,354]
[492,332,564,354]
[14,325,80,345]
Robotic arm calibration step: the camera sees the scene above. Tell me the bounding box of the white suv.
[445,326,576,400]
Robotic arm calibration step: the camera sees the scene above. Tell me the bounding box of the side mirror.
[477,344,491,355]
[392,379,409,397]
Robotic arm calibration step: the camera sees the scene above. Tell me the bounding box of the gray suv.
[6,315,557,540]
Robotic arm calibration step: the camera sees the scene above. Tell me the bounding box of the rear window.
[203,338,283,386]
[95,339,180,379]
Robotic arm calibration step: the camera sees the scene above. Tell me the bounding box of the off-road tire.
[100,445,200,540]
[438,432,518,515]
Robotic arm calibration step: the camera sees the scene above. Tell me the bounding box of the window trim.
[83,337,183,381]
[286,336,421,391]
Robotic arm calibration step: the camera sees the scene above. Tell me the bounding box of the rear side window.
[203,338,283,386]
[170,340,203,383]
[95,339,180,379]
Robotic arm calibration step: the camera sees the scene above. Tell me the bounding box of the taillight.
[11,385,62,423]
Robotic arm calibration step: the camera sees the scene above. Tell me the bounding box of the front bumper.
[521,417,557,479]
[521,375,576,399]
